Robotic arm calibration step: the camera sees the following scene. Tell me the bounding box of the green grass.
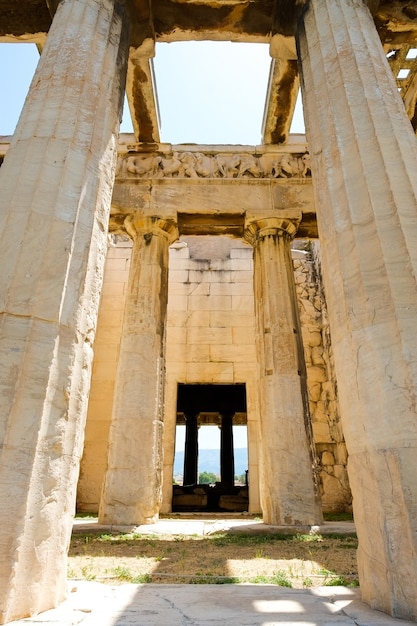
[323,512,354,522]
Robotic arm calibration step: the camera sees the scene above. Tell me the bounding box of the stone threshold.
[72,516,356,537]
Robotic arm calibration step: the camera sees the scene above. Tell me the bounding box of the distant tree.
[199,471,217,484]
[234,473,246,485]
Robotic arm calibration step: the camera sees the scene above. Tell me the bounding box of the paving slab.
[8,582,416,626]
[72,517,356,537]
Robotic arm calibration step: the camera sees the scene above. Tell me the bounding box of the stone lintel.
[262,57,299,145]
[110,178,316,237]
[0,1,415,45]
[125,55,160,143]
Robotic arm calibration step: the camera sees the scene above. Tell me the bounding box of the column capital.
[124,213,179,245]
[244,216,300,246]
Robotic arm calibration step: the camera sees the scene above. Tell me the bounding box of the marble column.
[0,1,129,622]
[220,413,235,487]
[245,218,322,526]
[183,413,199,485]
[297,0,417,618]
[99,215,178,525]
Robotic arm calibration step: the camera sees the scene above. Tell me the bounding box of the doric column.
[183,413,199,485]
[0,1,129,622]
[99,215,178,525]
[220,413,235,487]
[297,0,417,618]
[244,218,322,526]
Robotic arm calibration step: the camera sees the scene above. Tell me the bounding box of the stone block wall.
[77,237,131,512]
[293,240,352,512]
[161,236,261,514]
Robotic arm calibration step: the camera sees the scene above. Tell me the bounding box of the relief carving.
[123,151,311,180]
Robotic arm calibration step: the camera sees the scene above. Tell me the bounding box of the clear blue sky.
[0,41,304,141]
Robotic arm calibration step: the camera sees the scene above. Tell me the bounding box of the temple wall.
[293,241,351,512]
[77,235,351,515]
[161,236,261,514]
[77,238,131,512]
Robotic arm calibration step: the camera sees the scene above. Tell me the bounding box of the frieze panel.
[118,150,311,180]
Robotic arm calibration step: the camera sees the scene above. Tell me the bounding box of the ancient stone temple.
[1,0,417,622]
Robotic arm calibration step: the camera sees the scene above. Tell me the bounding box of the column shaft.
[183,414,199,485]
[99,216,178,525]
[246,218,322,525]
[220,414,235,487]
[0,0,129,622]
[297,0,417,618]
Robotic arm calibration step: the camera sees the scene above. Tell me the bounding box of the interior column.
[183,413,199,485]
[220,413,235,487]
[245,217,322,526]
[99,215,178,525]
[0,0,129,622]
[297,0,417,618]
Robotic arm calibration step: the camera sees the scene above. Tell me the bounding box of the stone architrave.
[297,0,417,618]
[99,215,178,525]
[245,218,322,526]
[0,0,129,622]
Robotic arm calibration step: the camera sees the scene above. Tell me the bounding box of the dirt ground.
[68,530,358,589]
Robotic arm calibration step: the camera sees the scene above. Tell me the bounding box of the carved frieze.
[118,150,311,180]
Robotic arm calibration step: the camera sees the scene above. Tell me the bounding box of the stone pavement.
[8,582,416,626]
[72,516,357,537]
[8,518,415,625]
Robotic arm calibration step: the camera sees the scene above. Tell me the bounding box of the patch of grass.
[215,577,240,584]
[323,512,353,522]
[113,566,132,581]
[97,532,144,543]
[271,570,292,587]
[80,565,96,581]
[210,532,294,546]
[69,527,359,589]
[295,533,323,542]
[131,574,152,583]
[323,576,351,586]
[248,575,270,584]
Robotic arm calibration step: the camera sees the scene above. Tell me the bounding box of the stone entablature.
[110,139,318,239]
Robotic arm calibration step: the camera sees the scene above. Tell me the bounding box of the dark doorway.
[173,383,248,513]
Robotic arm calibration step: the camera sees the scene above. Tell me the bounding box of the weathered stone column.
[0,1,129,622]
[297,0,417,618]
[183,413,199,485]
[220,413,235,487]
[245,218,321,525]
[99,215,178,525]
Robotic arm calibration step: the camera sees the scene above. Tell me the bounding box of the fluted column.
[297,0,417,618]
[0,1,129,622]
[245,218,321,525]
[99,215,178,525]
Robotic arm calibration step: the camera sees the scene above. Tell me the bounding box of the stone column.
[245,218,322,526]
[297,0,417,618]
[99,215,178,525]
[220,413,235,487]
[0,1,129,622]
[183,413,199,485]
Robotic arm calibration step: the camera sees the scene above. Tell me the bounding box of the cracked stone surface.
[7,582,416,626]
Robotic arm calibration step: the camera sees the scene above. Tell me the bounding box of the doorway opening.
[173,383,248,512]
